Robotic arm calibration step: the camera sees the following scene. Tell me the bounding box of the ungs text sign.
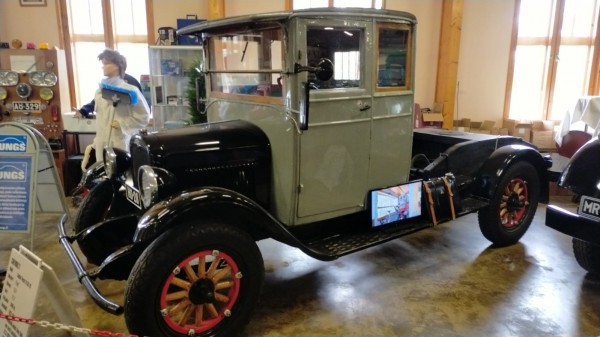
[0,135,32,233]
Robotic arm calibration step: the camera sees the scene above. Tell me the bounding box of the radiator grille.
[130,141,151,186]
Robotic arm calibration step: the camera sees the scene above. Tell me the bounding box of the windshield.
[208,28,284,100]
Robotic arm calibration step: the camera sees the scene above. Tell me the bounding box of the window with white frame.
[506,0,600,121]
[65,0,149,108]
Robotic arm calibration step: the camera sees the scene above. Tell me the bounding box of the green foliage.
[186,59,207,124]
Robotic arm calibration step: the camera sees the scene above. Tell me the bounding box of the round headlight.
[40,87,54,101]
[138,165,159,208]
[104,148,117,178]
[103,147,131,179]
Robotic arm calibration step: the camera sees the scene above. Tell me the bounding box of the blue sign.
[0,136,27,153]
[0,157,32,232]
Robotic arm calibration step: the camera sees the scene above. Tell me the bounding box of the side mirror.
[314,58,333,81]
[294,58,334,81]
[299,82,311,130]
[295,58,334,131]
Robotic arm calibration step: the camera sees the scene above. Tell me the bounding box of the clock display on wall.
[16,82,32,99]
[0,71,18,86]
[29,70,58,87]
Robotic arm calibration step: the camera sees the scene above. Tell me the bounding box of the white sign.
[0,247,44,336]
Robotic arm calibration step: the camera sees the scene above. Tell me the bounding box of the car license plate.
[12,101,41,112]
[578,195,600,222]
[126,184,141,209]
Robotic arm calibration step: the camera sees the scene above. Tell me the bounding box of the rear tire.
[573,238,600,275]
[124,222,264,337]
[478,161,539,246]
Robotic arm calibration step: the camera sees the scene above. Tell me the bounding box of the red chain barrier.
[0,312,140,337]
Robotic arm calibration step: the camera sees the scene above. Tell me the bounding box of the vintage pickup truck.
[58,8,551,337]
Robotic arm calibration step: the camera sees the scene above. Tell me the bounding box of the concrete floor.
[1,195,600,337]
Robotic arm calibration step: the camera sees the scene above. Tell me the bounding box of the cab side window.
[377,23,411,90]
[307,27,362,89]
[209,27,284,100]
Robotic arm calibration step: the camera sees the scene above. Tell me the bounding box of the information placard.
[0,247,43,337]
[0,157,32,232]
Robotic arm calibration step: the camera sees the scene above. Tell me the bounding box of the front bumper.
[57,214,124,315]
[545,205,600,245]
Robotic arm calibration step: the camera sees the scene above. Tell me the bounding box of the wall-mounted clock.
[16,82,32,99]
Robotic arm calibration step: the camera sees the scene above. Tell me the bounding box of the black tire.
[124,223,264,337]
[74,180,135,265]
[478,161,539,246]
[573,238,600,275]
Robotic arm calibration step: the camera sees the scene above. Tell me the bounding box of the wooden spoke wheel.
[124,223,264,337]
[499,177,529,229]
[478,162,539,247]
[160,250,242,334]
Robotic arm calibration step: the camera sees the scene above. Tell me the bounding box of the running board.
[294,197,488,261]
[301,222,431,260]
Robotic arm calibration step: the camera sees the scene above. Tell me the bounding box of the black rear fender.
[132,187,301,246]
[474,145,550,203]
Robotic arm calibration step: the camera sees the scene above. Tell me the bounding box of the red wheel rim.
[499,178,529,229]
[159,250,241,334]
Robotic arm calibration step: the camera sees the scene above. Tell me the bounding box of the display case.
[148,46,203,130]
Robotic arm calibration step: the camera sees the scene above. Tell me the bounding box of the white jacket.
[92,78,150,162]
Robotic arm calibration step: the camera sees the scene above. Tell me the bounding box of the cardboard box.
[503,119,533,142]
[453,118,471,131]
[531,120,557,150]
[470,120,496,134]
[491,127,509,135]
[422,112,443,127]
[415,103,443,128]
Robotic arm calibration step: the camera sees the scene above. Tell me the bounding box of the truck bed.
[411,128,536,184]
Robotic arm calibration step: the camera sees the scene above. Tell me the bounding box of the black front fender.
[474,144,550,203]
[71,161,106,195]
[133,187,301,247]
[559,137,600,197]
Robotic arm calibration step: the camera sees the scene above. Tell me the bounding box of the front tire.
[478,161,539,246]
[124,222,264,337]
[573,238,600,275]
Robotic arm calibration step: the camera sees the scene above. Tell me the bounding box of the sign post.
[0,123,78,335]
[0,122,70,249]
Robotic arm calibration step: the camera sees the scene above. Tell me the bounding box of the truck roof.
[178,7,417,36]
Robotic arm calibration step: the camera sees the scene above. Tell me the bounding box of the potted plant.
[186,59,206,124]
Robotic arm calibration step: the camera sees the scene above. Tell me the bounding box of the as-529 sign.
[12,101,41,112]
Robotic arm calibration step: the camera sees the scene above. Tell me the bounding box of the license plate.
[126,184,141,209]
[578,195,600,222]
[12,101,41,112]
